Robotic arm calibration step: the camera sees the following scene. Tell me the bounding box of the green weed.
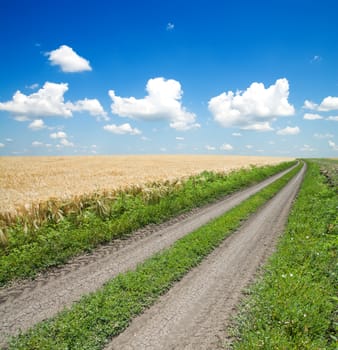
[230,160,337,350]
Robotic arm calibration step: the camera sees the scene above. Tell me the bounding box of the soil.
[0,163,301,348]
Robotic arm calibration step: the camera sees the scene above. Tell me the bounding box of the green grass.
[7,163,303,349]
[0,161,296,286]
[230,159,337,350]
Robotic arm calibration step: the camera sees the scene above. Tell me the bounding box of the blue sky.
[0,0,337,157]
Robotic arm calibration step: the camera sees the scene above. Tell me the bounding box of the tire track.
[106,164,305,350]
[0,164,298,347]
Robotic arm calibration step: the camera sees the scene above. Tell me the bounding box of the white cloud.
[245,145,253,149]
[328,140,338,151]
[32,141,43,147]
[232,132,242,136]
[205,145,216,151]
[314,133,334,139]
[60,138,74,147]
[109,77,200,131]
[50,131,67,139]
[27,83,39,90]
[208,78,295,131]
[303,96,338,112]
[47,45,92,73]
[220,143,233,151]
[303,113,323,120]
[327,116,338,121]
[5,138,13,142]
[303,100,318,110]
[276,126,300,135]
[300,144,315,152]
[0,82,107,121]
[242,122,274,132]
[70,98,108,120]
[0,143,4,148]
[319,96,338,111]
[29,119,46,130]
[160,147,167,152]
[103,123,141,135]
[0,82,72,118]
[166,22,175,31]
[176,136,184,141]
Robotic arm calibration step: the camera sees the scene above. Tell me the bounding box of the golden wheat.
[0,155,293,218]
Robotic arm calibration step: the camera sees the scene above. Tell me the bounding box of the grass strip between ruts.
[230,160,337,349]
[8,163,303,350]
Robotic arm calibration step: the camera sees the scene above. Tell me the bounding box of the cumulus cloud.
[0,82,107,120]
[109,77,200,131]
[70,98,108,120]
[303,113,323,120]
[0,82,72,117]
[319,96,338,111]
[208,78,295,131]
[327,116,338,121]
[0,143,4,148]
[103,123,141,135]
[232,132,242,136]
[303,96,338,112]
[245,145,253,149]
[205,145,216,151]
[220,143,233,151]
[176,136,184,141]
[29,119,46,130]
[49,131,74,147]
[328,140,338,151]
[60,138,74,147]
[50,131,67,139]
[276,126,300,135]
[32,141,43,147]
[5,138,13,142]
[47,45,92,73]
[303,100,318,110]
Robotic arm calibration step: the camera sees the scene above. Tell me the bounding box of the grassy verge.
[230,159,337,349]
[0,161,296,286]
[7,163,303,349]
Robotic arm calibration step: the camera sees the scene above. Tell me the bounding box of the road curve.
[106,163,305,350]
[0,163,299,347]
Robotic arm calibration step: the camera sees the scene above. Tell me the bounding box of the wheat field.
[0,155,293,215]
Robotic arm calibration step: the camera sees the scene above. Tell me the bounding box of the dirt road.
[0,164,299,347]
[106,164,305,350]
